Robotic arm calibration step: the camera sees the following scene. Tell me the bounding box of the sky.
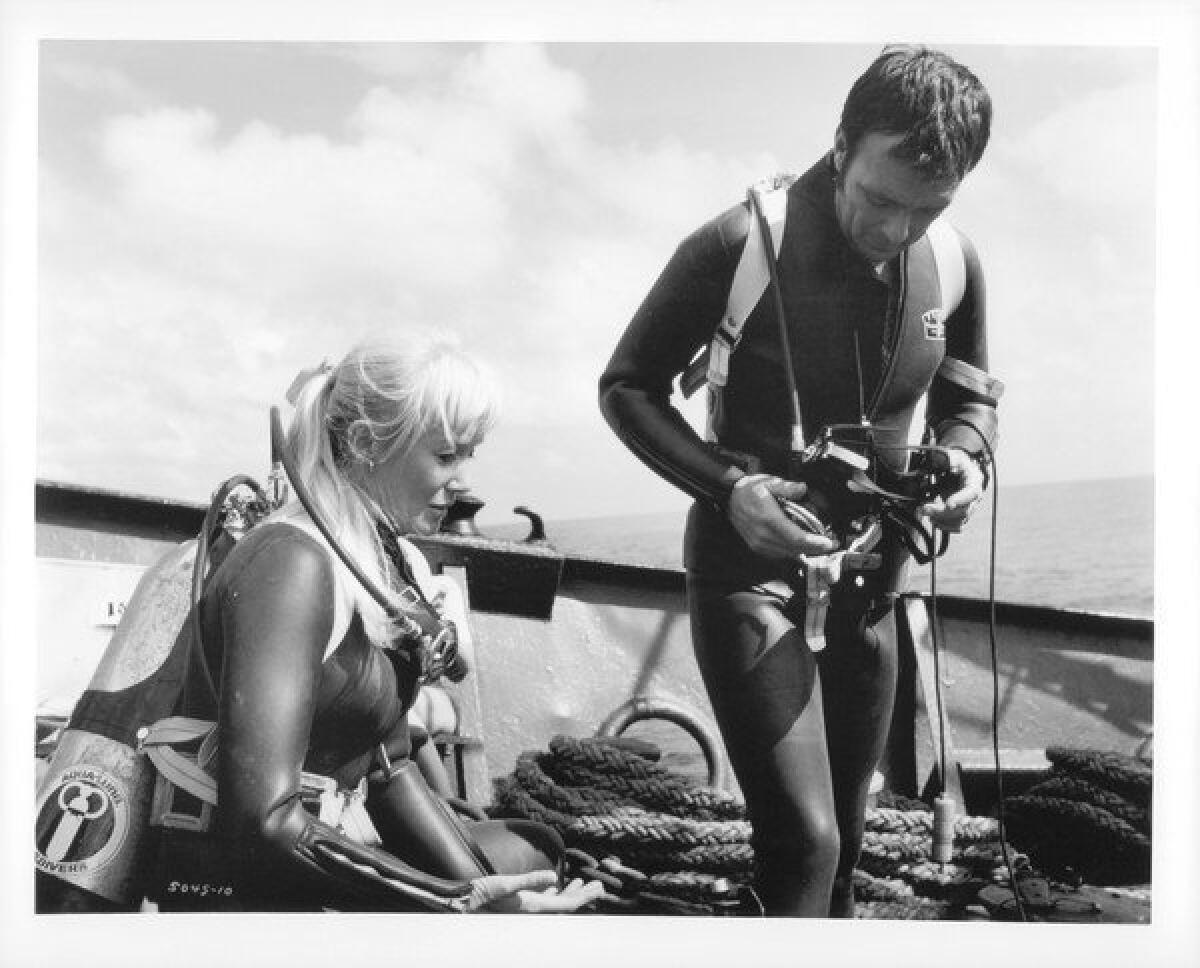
[27,32,1164,527]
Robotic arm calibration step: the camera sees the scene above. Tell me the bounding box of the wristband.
[965,450,991,491]
[733,473,772,490]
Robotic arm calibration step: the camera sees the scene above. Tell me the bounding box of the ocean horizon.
[488,475,1153,619]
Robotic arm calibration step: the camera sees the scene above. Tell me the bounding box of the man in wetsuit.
[598,45,999,917]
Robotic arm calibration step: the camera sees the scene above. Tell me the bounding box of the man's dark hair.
[839,45,992,181]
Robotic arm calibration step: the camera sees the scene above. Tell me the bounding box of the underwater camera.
[778,423,951,547]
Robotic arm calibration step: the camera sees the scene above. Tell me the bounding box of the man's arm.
[598,214,746,509]
[599,208,839,558]
[930,230,999,456]
[921,231,1001,530]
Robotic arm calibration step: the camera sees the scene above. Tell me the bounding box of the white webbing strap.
[892,217,967,456]
[679,175,792,441]
[141,716,359,833]
[799,518,883,651]
[925,217,966,314]
[141,716,219,805]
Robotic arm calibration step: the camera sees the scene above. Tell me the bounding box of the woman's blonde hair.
[285,330,499,643]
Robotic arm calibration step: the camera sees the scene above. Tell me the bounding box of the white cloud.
[38,43,769,502]
[324,43,460,81]
[40,42,1160,505]
[993,76,1156,221]
[45,60,149,103]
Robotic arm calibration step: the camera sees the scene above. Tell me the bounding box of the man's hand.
[466,870,609,913]
[918,448,985,533]
[727,474,840,559]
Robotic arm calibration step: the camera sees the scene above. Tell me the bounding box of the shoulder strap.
[901,219,969,454]
[679,174,793,442]
[925,217,966,315]
[272,507,355,661]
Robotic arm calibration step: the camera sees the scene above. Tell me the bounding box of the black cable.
[268,406,468,682]
[269,406,413,624]
[748,187,805,446]
[853,330,867,425]
[936,419,1026,921]
[980,442,1027,921]
[928,545,949,800]
[189,474,269,705]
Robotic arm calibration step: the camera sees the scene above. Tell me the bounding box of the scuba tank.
[35,474,269,912]
[35,540,199,911]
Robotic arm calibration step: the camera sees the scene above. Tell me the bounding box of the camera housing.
[781,424,946,545]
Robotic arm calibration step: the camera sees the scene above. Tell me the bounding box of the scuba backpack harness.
[679,173,999,651]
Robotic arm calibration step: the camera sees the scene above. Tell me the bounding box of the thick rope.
[1044,747,1152,807]
[1022,774,1150,835]
[1003,747,1154,885]
[1003,795,1151,885]
[856,898,952,920]
[491,736,1152,915]
[866,807,998,843]
[490,735,1026,916]
[543,758,744,820]
[569,813,752,846]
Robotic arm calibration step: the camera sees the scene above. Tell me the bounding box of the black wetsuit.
[599,155,997,916]
[154,520,559,912]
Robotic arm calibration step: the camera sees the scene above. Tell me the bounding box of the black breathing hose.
[749,186,805,451]
[190,474,270,704]
[268,407,468,681]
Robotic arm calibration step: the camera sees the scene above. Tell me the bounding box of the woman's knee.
[472,819,563,875]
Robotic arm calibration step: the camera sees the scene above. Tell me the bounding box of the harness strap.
[142,716,369,834]
[679,174,793,442]
[925,217,966,314]
[141,716,219,805]
[798,519,883,651]
[936,356,1006,404]
[682,188,969,452]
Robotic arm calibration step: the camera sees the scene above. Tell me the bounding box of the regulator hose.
[268,406,467,681]
[190,474,270,703]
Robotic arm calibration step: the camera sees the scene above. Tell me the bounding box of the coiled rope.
[489,735,1023,917]
[1004,746,1152,886]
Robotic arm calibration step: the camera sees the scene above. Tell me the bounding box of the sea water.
[502,476,1154,619]
[912,476,1153,618]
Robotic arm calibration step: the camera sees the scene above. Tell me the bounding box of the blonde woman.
[157,332,602,913]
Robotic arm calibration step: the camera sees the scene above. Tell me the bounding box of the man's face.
[833,130,960,265]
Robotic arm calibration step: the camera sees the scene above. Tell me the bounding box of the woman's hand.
[466,870,608,913]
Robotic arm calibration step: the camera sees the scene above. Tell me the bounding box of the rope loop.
[489,735,1151,916]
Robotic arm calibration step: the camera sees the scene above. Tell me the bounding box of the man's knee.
[755,801,840,875]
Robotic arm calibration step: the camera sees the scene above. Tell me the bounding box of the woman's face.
[366,425,476,534]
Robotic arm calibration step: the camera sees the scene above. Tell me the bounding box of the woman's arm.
[210,526,478,910]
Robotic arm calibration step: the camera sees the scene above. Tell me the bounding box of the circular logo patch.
[35,764,130,878]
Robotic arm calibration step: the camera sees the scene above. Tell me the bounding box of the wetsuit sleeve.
[212,529,477,911]
[598,209,749,509]
[929,231,1000,458]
